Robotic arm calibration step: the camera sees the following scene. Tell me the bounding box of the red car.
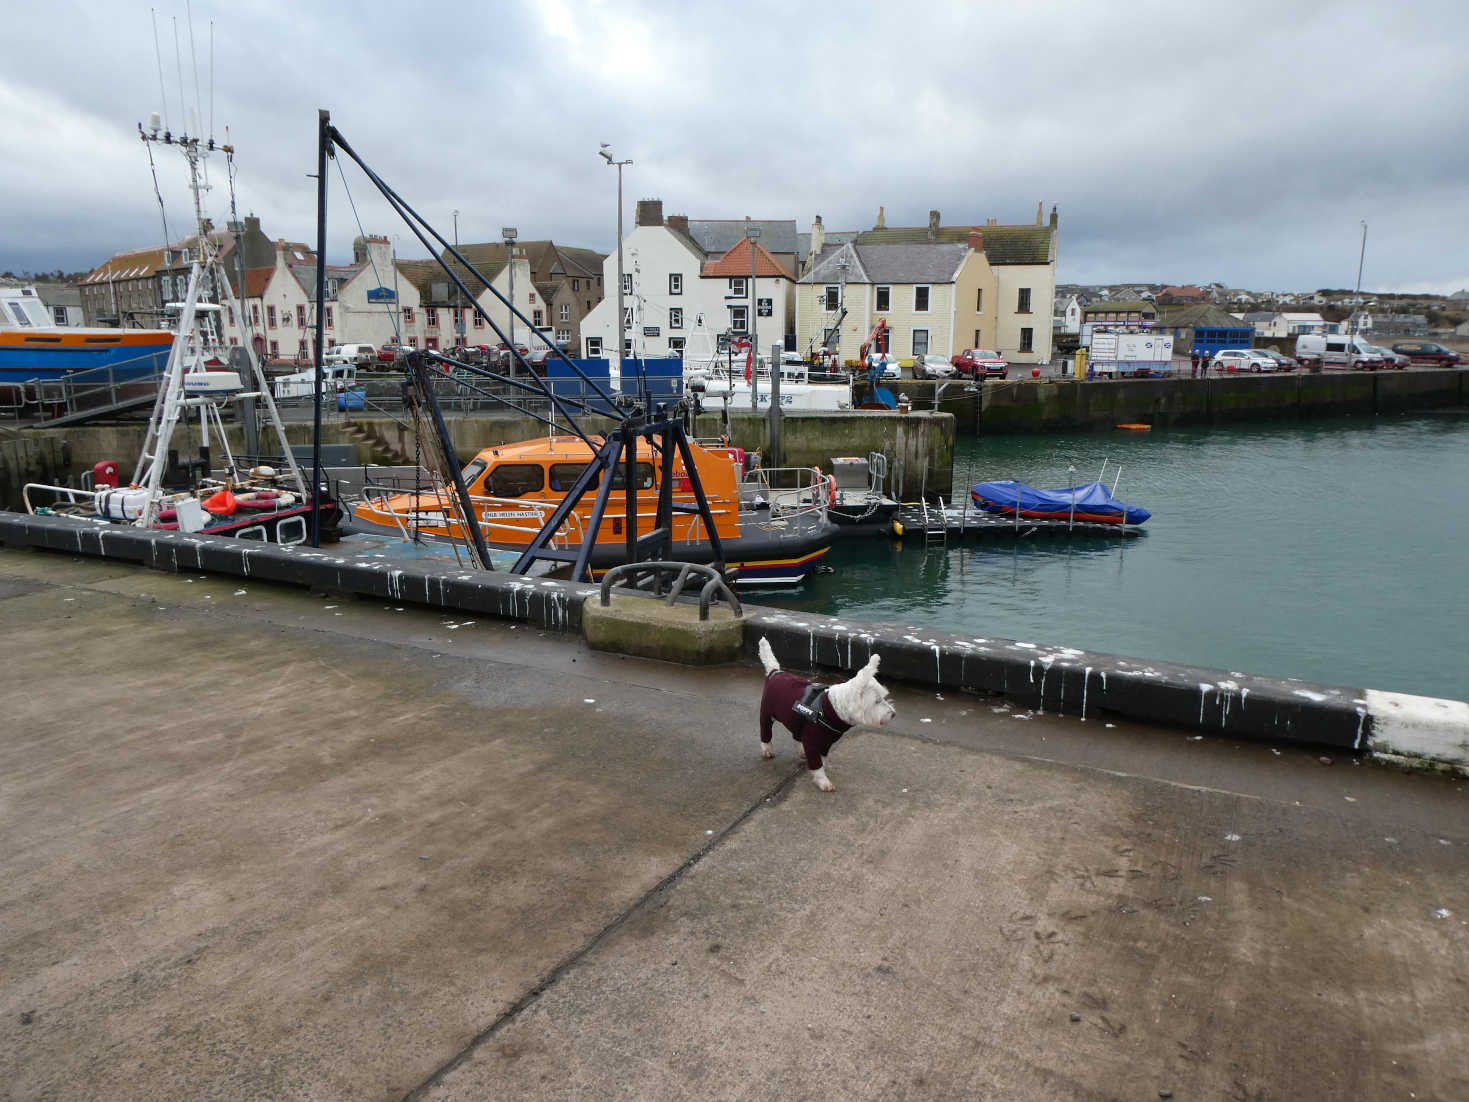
[951,348,1009,379]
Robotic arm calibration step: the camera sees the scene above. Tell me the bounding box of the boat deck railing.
[12,352,172,425]
[739,466,831,523]
[22,482,101,517]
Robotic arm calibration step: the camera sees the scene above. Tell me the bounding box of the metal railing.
[16,351,171,422]
[739,465,832,522]
[598,561,742,621]
[22,482,100,516]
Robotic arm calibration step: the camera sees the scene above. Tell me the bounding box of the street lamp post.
[503,226,518,368]
[1347,219,1367,369]
[599,144,632,368]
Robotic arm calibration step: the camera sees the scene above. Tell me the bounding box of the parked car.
[1365,343,1408,369]
[1391,340,1461,367]
[378,343,412,362]
[951,348,1009,379]
[324,343,376,367]
[1256,348,1297,371]
[1211,348,1278,373]
[865,351,901,380]
[914,353,957,379]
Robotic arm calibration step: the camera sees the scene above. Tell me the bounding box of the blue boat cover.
[971,480,1151,525]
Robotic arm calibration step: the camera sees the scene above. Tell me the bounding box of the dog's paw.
[811,768,836,792]
[761,743,774,759]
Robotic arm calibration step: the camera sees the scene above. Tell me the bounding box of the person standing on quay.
[1190,347,1200,377]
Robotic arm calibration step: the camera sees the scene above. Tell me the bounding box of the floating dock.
[892,502,1143,540]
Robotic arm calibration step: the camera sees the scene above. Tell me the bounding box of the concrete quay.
[2,542,1468,1100]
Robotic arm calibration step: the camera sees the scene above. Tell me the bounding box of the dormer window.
[729,277,747,298]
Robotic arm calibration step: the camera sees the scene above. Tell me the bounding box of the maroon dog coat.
[760,670,853,771]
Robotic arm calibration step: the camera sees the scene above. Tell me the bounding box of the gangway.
[21,354,169,427]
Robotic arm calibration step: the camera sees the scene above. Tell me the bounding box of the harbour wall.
[870,367,1467,433]
[3,512,1464,774]
[0,409,956,508]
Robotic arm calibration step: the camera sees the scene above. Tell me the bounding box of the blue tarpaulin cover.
[971,480,1151,525]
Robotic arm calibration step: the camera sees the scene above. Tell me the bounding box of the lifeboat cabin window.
[486,464,545,498]
[549,463,591,492]
[611,462,656,491]
[461,458,488,489]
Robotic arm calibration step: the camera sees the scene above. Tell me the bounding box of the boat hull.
[0,329,175,384]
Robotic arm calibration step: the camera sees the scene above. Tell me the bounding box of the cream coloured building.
[798,208,1059,365]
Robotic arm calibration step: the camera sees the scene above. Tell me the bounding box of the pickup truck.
[951,348,1008,379]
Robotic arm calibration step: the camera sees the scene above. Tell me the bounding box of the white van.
[1294,334,1382,369]
[272,364,357,399]
[324,343,376,366]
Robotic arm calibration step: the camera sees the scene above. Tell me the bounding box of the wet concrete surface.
[0,548,1465,1100]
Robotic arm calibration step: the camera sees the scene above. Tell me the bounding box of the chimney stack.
[810,214,825,258]
[1049,205,1059,229]
[1036,201,1044,226]
[666,213,689,235]
[928,210,940,240]
[875,205,886,229]
[968,229,985,253]
[635,198,664,227]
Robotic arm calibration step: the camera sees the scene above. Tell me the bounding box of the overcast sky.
[3,0,1465,294]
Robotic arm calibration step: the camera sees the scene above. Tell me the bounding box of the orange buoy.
[1116,423,1152,431]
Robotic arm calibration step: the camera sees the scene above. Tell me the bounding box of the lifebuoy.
[827,474,837,506]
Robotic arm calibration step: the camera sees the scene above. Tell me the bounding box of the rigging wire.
[172,18,187,132]
[144,136,173,259]
[332,153,401,344]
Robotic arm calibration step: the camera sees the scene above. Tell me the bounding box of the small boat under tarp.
[971,480,1151,525]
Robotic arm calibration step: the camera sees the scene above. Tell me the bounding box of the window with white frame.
[729,277,747,298]
[914,285,931,312]
[669,273,682,295]
[533,309,544,326]
[473,311,484,329]
[622,274,632,294]
[912,329,930,356]
[669,307,683,329]
[266,305,277,329]
[323,306,332,328]
[559,303,570,321]
[876,286,891,312]
[622,338,633,357]
[425,306,438,327]
[824,286,839,311]
[403,306,414,323]
[622,306,634,328]
[730,305,748,332]
[269,339,279,358]
[555,328,571,344]
[1017,287,1032,313]
[296,304,307,327]
[669,337,685,356]
[572,279,579,291]
[408,336,418,348]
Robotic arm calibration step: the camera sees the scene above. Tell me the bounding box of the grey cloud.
[2,0,1465,294]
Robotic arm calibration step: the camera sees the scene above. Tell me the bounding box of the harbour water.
[760,413,1469,701]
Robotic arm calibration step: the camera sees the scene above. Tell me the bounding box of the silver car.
[914,354,957,379]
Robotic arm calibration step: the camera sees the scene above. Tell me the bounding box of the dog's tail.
[757,636,781,677]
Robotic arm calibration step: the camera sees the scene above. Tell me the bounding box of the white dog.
[757,636,896,791]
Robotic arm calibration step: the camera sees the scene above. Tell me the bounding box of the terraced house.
[795,206,1059,365]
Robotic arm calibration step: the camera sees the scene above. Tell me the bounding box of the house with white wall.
[581,200,793,365]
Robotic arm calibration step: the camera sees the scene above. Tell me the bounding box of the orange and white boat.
[352,434,837,586]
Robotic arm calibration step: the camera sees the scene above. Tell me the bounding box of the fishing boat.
[0,287,173,386]
[353,434,836,586]
[23,118,343,545]
[971,479,1151,525]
